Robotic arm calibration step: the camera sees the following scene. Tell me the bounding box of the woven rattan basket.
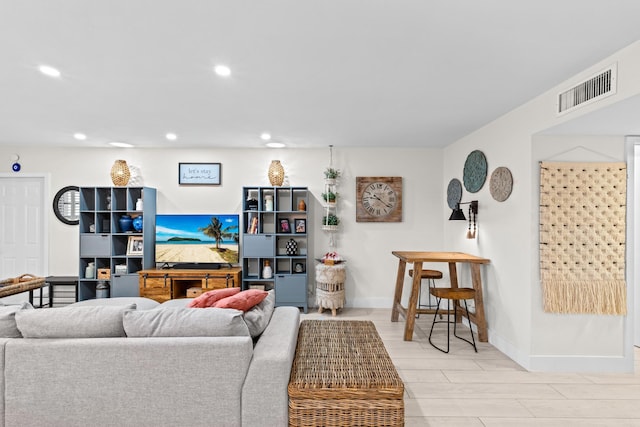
[0,274,45,298]
[288,320,404,427]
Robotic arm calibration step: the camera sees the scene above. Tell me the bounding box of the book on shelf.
[247,216,259,234]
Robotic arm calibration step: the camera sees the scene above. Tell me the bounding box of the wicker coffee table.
[288,320,404,427]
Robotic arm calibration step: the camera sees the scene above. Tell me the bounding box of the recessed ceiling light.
[266,142,286,148]
[214,64,231,77]
[260,133,272,141]
[38,65,61,78]
[73,133,87,140]
[165,133,177,141]
[109,141,134,148]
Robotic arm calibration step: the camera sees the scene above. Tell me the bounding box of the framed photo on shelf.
[126,236,144,255]
[295,219,306,233]
[178,163,221,185]
[279,219,291,233]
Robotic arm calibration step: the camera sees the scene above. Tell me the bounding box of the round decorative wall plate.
[490,166,513,202]
[446,178,462,209]
[463,150,488,193]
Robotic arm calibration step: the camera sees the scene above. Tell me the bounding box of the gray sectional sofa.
[0,292,300,427]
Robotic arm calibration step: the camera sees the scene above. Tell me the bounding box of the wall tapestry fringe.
[539,161,627,315]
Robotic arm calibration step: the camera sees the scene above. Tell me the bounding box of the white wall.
[0,146,443,310]
[443,41,640,372]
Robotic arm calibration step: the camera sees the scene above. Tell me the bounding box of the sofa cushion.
[123,307,250,337]
[0,302,33,338]
[187,287,241,308]
[15,304,135,338]
[243,290,276,337]
[70,297,160,310]
[159,298,192,308]
[214,289,269,312]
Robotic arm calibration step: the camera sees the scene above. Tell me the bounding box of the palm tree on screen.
[199,217,223,249]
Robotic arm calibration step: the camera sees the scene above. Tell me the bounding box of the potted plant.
[324,167,340,184]
[321,191,337,204]
[321,214,340,231]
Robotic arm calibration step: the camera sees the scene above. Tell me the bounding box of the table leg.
[448,262,461,323]
[391,260,407,322]
[470,264,488,342]
[403,262,422,341]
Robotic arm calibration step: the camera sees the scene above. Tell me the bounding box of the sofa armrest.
[242,306,300,427]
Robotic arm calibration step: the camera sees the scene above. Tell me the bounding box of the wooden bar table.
[391,251,490,342]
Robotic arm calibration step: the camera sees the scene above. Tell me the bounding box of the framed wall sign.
[178,163,221,185]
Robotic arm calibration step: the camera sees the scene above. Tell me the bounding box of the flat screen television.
[155,214,240,267]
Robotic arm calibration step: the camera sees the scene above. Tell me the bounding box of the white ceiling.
[2,0,640,150]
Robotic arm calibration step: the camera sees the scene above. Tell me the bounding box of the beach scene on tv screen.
[156,214,239,263]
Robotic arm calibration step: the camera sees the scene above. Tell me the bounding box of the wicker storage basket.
[0,274,45,298]
[288,320,404,427]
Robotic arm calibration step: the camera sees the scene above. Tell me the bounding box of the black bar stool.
[428,287,477,353]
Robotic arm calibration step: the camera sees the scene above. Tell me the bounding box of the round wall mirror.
[53,186,80,225]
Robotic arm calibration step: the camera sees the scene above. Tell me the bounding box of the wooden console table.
[138,268,242,303]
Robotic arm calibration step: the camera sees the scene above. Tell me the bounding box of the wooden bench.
[288,320,404,427]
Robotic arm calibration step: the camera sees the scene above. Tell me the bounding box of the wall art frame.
[178,162,221,185]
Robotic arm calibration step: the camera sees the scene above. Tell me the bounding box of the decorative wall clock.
[463,150,488,193]
[356,176,402,222]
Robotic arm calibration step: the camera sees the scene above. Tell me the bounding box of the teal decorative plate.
[446,179,462,209]
[463,150,487,193]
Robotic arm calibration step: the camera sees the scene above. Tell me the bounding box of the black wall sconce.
[449,200,478,239]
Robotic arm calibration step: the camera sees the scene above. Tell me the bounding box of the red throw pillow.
[213,289,269,312]
[187,287,241,308]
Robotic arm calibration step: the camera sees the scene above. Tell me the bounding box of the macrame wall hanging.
[539,161,627,315]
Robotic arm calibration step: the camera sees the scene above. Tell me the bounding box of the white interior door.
[0,174,47,302]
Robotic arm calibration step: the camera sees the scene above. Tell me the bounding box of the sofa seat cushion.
[15,304,135,338]
[123,307,250,337]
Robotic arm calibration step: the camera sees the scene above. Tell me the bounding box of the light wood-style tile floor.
[301,308,640,426]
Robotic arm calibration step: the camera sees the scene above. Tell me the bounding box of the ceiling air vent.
[557,63,617,115]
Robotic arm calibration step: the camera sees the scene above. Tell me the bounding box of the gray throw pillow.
[15,304,135,338]
[123,307,250,337]
[0,302,33,338]
[243,290,276,337]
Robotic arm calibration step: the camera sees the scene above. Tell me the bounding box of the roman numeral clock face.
[356,177,402,222]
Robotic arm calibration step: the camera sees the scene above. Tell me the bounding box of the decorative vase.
[262,260,273,279]
[298,199,306,211]
[264,195,274,211]
[135,198,143,211]
[118,214,133,232]
[268,160,285,186]
[132,215,143,232]
[110,160,130,186]
[85,262,95,279]
[286,238,298,255]
[96,280,110,299]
